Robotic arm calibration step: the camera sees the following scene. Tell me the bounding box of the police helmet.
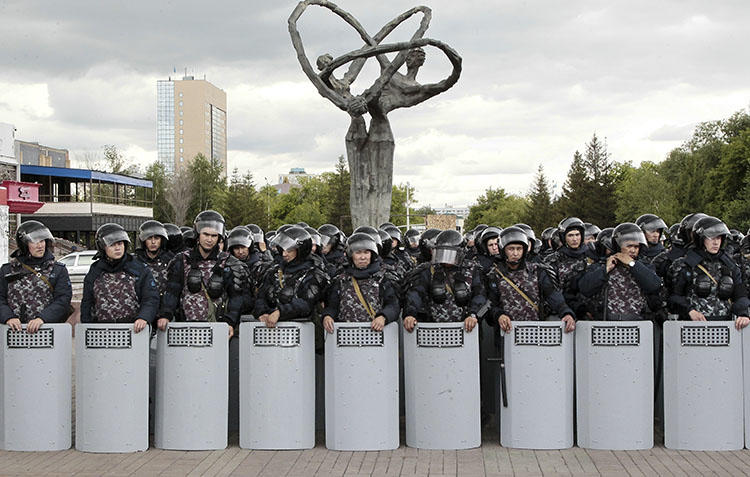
[558,217,585,243]
[377,229,393,257]
[137,220,168,250]
[180,226,197,249]
[612,222,647,252]
[193,210,225,236]
[274,226,312,261]
[382,225,403,245]
[14,220,54,257]
[419,228,441,262]
[226,226,254,251]
[245,224,265,245]
[163,223,184,252]
[345,232,379,259]
[584,223,601,240]
[404,228,421,247]
[636,214,667,236]
[693,216,730,248]
[95,223,130,256]
[595,227,615,256]
[304,226,322,249]
[677,212,707,246]
[500,226,529,259]
[318,223,342,249]
[514,223,537,253]
[477,226,502,256]
[432,229,465,266]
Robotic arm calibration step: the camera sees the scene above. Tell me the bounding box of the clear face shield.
[642,218,667,233]
[432,247,462,266]
[702,222,730,240]
[195,220,224,237]
[346,237,377,258]
[407,235,420,247]
[21,228,54,245]
[139,225,167,243]
[615,230,646,250]
[274,233,299,252]
[101,230,131,247]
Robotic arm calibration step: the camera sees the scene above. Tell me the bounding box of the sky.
[2,0,749,209]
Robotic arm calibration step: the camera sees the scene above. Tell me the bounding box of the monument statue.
[289,0,462,228]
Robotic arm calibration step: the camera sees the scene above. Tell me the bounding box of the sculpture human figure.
[289,1,461,228]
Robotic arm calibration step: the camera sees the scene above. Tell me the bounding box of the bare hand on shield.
[228,325,234,339]
[498,314,512,332]
[688,309,706,321]
[403,315,417,333]
[323,315,335,334]
[561,314,576,333]
[156,318,169,331]
[464,315,478,332]
[371,315,385,331]
[27,317,44,334]
[736,316,750,330]
[6,317,22,332]
[133,318,148,333]
[261,309,281,328]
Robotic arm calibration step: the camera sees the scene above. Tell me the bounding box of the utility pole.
[406,181,411,230]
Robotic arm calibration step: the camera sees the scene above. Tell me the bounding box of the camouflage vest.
[180,251,228,322]
[337,269,384,322]
[688,259,732,320]
[492,263,540,322]
[550,250,587,292]
[604,265,647,320]
[6,259,55,322]
[428,264,474,323]
[144,255,170,296]
[92,270,139,323]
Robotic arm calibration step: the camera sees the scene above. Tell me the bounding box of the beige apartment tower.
[157,75,227,176]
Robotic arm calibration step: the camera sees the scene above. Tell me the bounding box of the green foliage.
[614,161,679,224]
[320,156,352,233]
[102,144,140,176]
[144,161,173,223]
[522,164,555,232]
[216,168,265,229]
[465,187,529,230]
[187,153,226,221]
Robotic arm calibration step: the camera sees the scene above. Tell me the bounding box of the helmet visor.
[22,228,54,244]
[139,225,168,243]
[195,220,224,236]
[346,237,378,257]
[101,230,131,247]
[615,230,646,248]
[319,234,333,247]
[407,235,420,247]
[432,247,461,265]
[642,218,667,233]
[252,232,264,244]
[702,222,730,239]
[226,235,252,249]
[274,234,299,252]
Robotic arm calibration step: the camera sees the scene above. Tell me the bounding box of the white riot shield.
[404,322,480,450]
[325,322,399,451]
[1,324,72,451]
[664,321,743,450]
[500,321,574,449]
[75,323,149,452]
[154,322,228,450]
[239,322,315,450]
[576,321,653,450]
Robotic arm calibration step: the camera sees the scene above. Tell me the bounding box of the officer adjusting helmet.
[95,223,131,258]
[163,223,184,252]
[583,223,601,242]
[594,227,616,256]
[677,212,707,247]
[476,226,502,256]
[611,222,647,253]
[693,216,730,250]
[226,226,254,252]
[136,220,168,250]
[404,228,421,248]
[377,229,393,257]
[558,217,585,245]
[345,232,379,260]
[382,225,403,247]
[317,223,342,250]
[14,220,54,257]
[419,228,441,262]
[499,226,529,264]
[432,229,465,266]
[636,213,667,239]
[274,225,313,262]
[245,224,265,247]
[193,210,225,237]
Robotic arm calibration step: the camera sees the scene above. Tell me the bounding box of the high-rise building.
[157,75,227,176]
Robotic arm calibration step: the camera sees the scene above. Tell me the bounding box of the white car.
[59,250,97,281]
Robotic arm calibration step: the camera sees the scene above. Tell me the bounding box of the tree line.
[465,108,750,233]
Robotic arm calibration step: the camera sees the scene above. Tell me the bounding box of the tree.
[144,161,173,223]
[216,168,265,228]
[522,164,555,232]
[555,150,590,219]
[465,187,528,230]
[614,161,679,225]
[321,155,352,233]
[187,153,226,221]
[166,166,193,225]
[102,144,140,175]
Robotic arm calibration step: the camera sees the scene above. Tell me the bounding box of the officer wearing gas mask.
[255,226,330,327]
[402,229,487,333]
[81,223,159,333]
[133,220,175,299]
[322,232,400,333]
[159,211,246,338]
[488,226,575,333]
[578,223,662,321]
[0,221,72,333]
[669,216,750,330]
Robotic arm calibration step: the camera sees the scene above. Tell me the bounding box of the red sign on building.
[1,180,43,213]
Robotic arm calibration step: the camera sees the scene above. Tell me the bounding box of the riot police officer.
[159,211,246,337]
[163,223,184,254]
[404,228,421,264]
[669,216,750,330]
[382,225,414,272]
[318,223,347,271]
[579,223,661,321]
[134,220,175,298]
[0,221,72,333]
[81,223,159,333]
[474,226,502,274]
[547,217,590,318]
[636,213,668,265]
[322,232,400,333]
[488,226,575,332]
[255,226,330,327]
[403,230,486,332]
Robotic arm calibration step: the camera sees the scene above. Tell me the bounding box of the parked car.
[59,250,97,282]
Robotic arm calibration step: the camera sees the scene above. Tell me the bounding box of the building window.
[180,157,184,162]
[179,111,183,116]
[179,129,183,135]
[179,138,183,144]
[179,120,183,125]
[179,100,183,106]
[179,92,183,97]
[180,147,183,153]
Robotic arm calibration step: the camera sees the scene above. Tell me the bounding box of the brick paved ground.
[3,429,750,476]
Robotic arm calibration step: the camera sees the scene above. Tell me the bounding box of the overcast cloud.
[2,0,749,208]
